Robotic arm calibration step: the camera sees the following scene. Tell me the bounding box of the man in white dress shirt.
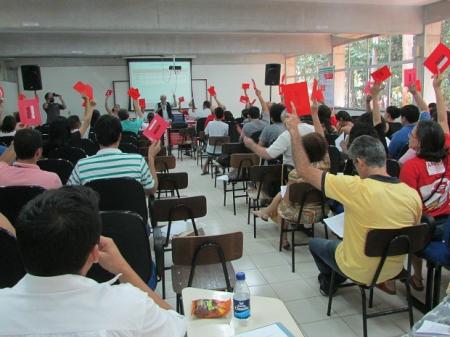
[0,186,186,337]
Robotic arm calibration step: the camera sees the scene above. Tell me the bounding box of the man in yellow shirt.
[285,113,422,296]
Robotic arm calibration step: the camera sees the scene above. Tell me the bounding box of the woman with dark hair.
[0,115,17,136]
[253,102,330,249]
[43,116,71,157]
[399,73,449,291]
[384,106,402,139]
[90,109,101,128]
[318,104,338,145]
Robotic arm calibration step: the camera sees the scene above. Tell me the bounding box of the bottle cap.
[236,272,246,281]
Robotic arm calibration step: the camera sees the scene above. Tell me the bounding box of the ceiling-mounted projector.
[169,65,182,71]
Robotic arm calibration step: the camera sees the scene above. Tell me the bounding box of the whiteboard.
[192,79,207,110]
[113,80,130,111]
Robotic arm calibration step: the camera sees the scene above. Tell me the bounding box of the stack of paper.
[234,323,295,337]
[323,212,345,238]
[415,320,450,336]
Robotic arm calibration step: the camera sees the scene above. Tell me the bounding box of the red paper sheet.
[240,95,249,104]
[424,43,450,75]
[283,82,311,116]
[242,83,250,90]
[143,113,169,141]
[311,79,324,102]
[139,98,146,109]
[371,66,392,83]
[207,86,216,96]
[18,97,41,126]
[105,89,112,97]
[415,80,422,92]
[404,69,417,87]
[128,87,140,100]
[178,96,185,103]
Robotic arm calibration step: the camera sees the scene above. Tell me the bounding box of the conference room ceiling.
[0,0,447,58]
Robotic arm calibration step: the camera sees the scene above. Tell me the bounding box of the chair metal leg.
[359,286,368,337]
[247,198,251,225]
[425,262,434,310]
[405,278,414,327]
[279,219,284,251]
[291,228,295,273]
[324,221,329,239]
[327,271,335,316]
[232,183,236,215]
[162,269,166,299]
[368,288,374,308]
[176,294,181,313]
[433,265,442,308]
[223,181,227,206]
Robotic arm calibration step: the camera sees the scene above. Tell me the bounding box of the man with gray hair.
[285,113,422,296]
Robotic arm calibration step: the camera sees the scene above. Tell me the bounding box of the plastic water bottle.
[233,272,251,321]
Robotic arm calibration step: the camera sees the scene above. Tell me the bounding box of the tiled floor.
[155,156,450,337]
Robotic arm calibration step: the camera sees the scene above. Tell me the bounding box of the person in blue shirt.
[388,105,420,160]
[118,99,144,135]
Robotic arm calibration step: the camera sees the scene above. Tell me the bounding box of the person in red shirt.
[399,72,448,291]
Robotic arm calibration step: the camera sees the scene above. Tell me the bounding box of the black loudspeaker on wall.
[21,65,42,91]
[264,63,281,86]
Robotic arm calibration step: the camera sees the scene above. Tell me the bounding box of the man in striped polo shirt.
[67,115,160,195]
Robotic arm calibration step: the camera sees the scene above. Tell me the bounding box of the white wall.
[193,64,283,115]
[17,65,128,120]
[0,80,19,115]
[14,62,284,119]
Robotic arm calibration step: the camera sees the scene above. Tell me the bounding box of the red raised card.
[364,81,373,95]
[73,81,86,95]
[128,87,140,100]
[242,83,250,90]
[424,43,450,75]
[283,82,311,116]
[143,113,170,141]
[105,89,112,97]
[415,79,422,92]
[178,96,185,103]
[371,66,392,83]
[207,86,216,96]
[18,93,26,100]
[240,95,249,104]
[311,79,325,102]
[139,98,146,109]
[18,96,41,126]
[404,69,416,87]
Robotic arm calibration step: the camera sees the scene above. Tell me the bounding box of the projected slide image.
[129,60,192,110]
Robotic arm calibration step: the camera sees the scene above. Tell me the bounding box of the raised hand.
[433,71,444,89]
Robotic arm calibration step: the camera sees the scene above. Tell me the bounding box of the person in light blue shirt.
[118,108,144,135]
[388,105,420,160]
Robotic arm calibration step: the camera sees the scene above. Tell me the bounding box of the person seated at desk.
[284,109,422,296]
[239,106,268,142]
[0,129,62,189]
[0,186,186,337]
[400,73,450,292]
[201,107,228,175]
[67,113,160,196]
[118,99,144,135]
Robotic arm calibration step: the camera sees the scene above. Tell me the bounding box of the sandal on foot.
[376,282,397,295]
[410,276,424,291]
[201,171,209,176]
[282,241,291,250]
[252,210,269,221]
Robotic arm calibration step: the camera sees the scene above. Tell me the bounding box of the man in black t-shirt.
[43,92,66,123]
